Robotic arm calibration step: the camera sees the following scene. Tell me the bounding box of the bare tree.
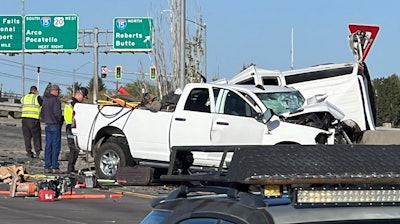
[153,6,174,97]
[186,13,205,84]
[152,0,205,97]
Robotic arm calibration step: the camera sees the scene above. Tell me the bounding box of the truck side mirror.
[259,109,280,131]
[261,109,273,124]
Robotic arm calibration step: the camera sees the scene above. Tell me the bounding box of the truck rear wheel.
[94,141,127,180]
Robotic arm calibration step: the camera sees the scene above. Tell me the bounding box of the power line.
[0,58,142,91]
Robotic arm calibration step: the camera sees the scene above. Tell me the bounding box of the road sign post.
[0,15,23,52]
[113,17,153,52]
[24,15,78,51]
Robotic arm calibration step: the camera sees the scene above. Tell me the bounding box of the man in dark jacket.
[64,87,88,173]
[41,84,63,174]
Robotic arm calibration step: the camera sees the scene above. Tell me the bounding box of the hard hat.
[78,87,88,98]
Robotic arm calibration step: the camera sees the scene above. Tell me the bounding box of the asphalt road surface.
[0,118,90,174]
[0,118,171,223]
[0,188,152,223]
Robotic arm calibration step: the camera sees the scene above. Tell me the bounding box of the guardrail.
[0,102,21,112]
[0,101,21,118]
[0,101,70,118]
[0,92,22,99]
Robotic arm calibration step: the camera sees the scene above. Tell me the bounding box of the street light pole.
[72,68,76,95]
[73,61,93,95]
[179,0,186,90]
[37,67,40,92]
[204,23,207,81]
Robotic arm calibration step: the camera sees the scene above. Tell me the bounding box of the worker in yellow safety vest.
[64,87,88,173]
[21,85,43,158]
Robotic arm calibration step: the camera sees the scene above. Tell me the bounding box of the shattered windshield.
[256,91,305,115]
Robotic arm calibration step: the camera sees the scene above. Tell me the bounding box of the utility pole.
[291,28,294,70]
[93,27,99,104]
[79,28,113,104]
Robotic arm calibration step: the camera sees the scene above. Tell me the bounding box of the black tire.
[94,141,127,180]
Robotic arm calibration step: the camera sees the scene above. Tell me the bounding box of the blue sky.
[0,0,399,95]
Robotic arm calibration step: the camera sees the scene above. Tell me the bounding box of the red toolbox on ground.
[38,189,55,202]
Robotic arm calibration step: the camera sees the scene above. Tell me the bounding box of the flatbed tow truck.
[141,144,400,223]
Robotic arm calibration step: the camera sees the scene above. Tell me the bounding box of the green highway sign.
[113,17,153,51]
[0,15,23,51]
[24,15,78,51]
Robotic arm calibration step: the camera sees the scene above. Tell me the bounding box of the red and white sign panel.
[348,24,380,62]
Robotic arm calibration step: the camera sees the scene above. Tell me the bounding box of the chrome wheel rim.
[99,150,120,177]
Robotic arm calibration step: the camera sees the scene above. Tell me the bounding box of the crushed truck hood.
[281,101,345,120]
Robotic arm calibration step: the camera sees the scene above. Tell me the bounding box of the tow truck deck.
[164,144,400,185]
[142,145,400,224]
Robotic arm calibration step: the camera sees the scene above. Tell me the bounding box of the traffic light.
[115,65,122,79]
[150,66,157,80]
[101,66,108,78]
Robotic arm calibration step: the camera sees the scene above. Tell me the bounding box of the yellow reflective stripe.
[22,111,40,114]
[30,95,35,104]
[22,104,41,108]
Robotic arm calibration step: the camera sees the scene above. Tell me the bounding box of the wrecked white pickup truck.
[213,24,379,133]
[72,82,350,180]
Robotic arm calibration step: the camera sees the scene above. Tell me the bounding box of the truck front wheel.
[94,142,127,180]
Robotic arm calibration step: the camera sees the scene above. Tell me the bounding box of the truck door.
[170,87,213,146]
[211,87,265,145]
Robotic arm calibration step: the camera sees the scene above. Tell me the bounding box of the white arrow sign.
[143,36,150,43]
